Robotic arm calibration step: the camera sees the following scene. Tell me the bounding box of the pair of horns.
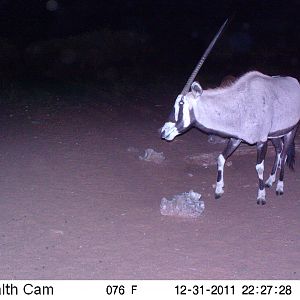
[181,18,229,96]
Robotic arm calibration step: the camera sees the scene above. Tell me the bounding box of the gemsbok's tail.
[286,139,296,170]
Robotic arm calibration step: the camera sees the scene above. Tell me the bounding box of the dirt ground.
[0,91,299,280]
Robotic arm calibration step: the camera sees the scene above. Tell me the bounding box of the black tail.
[286,140,296,171]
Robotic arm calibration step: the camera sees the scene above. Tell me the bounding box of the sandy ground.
[0,92,299,280]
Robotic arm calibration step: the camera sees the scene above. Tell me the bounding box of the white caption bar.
[0,280,299,299]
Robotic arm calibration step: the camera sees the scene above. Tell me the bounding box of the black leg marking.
[214,138,241,199]
[257,179,266,205]
[271,138,283,171]
[256,141,268,165]
[265,138,283,188]
[259,179,264,190]
[217,170,222,182]
[276,126,298,196]
[279,171,284,182]
[256,141,268,205]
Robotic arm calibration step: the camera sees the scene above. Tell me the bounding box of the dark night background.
[1,0,300,104]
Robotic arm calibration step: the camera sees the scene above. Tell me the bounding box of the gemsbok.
[160,20,300,204]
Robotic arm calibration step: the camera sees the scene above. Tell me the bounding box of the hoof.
[215,193,222,199]
[276,181,284,196]
[257,199,266,205]
[265,175,275,188]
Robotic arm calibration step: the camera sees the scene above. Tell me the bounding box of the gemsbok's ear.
[191,81,203,98]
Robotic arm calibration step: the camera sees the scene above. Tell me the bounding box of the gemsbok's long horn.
[181,18,229,95]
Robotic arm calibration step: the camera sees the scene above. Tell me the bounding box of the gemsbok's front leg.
[256,141,268,205]
[215,138,241,199]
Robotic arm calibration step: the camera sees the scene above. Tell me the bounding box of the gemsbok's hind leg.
[265,138,283,188]
[256,141,268,205]
[276,127,297,195]
[215,138,241,199]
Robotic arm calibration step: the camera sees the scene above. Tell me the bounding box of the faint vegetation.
[0,28,160,110]
[24,29,150,92]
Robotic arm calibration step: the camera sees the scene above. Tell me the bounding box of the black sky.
[1,0,300,81]
[1,0,300,44]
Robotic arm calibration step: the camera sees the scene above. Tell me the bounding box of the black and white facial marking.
[160,82,202,141]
